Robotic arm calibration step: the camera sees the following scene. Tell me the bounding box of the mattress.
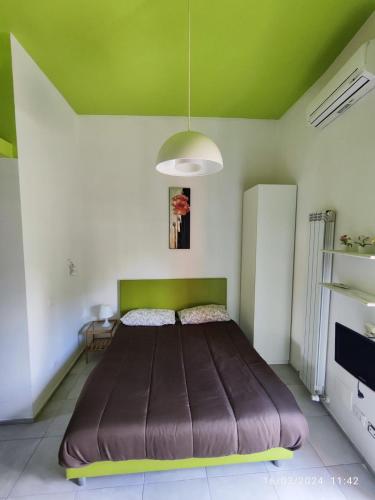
[59,321,308,468]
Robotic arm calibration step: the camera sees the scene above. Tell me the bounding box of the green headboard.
[119,278,227,314]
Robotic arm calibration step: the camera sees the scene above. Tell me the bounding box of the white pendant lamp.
[155,0,223,176]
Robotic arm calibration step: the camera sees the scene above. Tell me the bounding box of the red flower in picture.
[171,193,190,216]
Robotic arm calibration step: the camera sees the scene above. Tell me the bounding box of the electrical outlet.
[352,404,367,427]
[360,414,367,427]
[368,422,375,439]
[352,403,361,420]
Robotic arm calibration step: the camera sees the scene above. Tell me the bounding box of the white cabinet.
[240,185,296,364]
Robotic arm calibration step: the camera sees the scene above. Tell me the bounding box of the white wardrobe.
[240,184,296,364]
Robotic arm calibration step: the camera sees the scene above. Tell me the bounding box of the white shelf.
[321,283,375,307]
[322,249,375,260]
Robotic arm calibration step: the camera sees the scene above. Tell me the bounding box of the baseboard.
[0,339,86,425]
[32,343,85,420]
[0,417,34,425]
[0,356,86,424]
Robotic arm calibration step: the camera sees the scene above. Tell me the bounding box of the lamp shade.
[99,304,113,320]
[155,131,223,176]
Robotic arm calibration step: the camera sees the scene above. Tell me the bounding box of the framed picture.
[169,187,190,249]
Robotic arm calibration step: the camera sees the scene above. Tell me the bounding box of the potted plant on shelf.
[355,235,372,254]
[339,234,353,252]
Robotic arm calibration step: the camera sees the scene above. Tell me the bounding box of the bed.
[59,278,308,484]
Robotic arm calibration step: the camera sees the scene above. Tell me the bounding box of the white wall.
[0,159,32,421]
[278,13,375,470]
[11,36,86,414]
[77,115,279,321]
[6,35,280,419]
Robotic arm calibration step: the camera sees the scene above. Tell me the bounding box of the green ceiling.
[1,0,375,118]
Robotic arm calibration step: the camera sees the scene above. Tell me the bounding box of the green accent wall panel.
[0,1,374,118]
[119,278,227,314]
[0,137,15,158]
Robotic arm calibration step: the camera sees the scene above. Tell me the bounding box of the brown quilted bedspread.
[59,321,308,467]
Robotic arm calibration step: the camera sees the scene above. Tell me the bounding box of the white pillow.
[178,304,230,325]
[120,308,175,326]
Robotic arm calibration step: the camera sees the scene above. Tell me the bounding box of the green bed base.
[66,448,293,480]
[118,278,227,314]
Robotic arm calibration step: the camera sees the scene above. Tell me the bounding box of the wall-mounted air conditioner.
[307,39,375,128]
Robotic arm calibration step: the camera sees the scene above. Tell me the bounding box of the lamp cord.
[188,0,191,131]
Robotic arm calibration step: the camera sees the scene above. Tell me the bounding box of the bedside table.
[85,319,119,363]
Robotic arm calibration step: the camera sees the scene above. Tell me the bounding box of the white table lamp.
[99,304,113,328]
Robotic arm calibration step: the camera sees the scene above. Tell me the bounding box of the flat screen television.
[335,323,375,391]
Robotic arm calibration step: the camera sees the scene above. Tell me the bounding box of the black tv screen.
[335,323,375,391]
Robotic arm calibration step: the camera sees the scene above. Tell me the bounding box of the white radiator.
[300,210,335,398]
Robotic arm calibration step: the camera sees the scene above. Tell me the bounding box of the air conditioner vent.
[307,40,375,128]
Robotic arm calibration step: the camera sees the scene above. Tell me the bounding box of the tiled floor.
[0,357,374,499]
